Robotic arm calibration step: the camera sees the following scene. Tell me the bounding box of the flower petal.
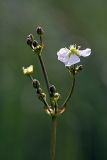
[22,65,33,75]
[65,54,80,66]
[78,48,91,57]
[57,48,69,63]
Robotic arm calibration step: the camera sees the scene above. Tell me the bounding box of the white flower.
[22,65,33,75]
[57,45,91,66]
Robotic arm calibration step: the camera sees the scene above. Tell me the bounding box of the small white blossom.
[57,45,91,66]
[22,65,33,75]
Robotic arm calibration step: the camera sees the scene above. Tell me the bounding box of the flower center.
[68,47,77,56]
[70,47,77,54]
[68,45,80,57]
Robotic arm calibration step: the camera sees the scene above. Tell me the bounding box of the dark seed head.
[36,26,44,35]
[26,34,33,46]
[32,40,38,48]
[27,34,33,40]
[49,85,56,96]
[26,38,32,46]
[32,79,40,89]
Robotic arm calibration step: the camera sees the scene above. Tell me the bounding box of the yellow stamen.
[68,45,80,57]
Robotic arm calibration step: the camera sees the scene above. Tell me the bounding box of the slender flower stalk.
[50,116,57,160]
[37,29,50,97]
[61,67,76,110]
[29,75,34,81]
[39,35,42,45]
[62,72,76,109]
[38,54,50,95]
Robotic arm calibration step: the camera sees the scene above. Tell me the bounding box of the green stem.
[29,75,33,81]
[62,73,76,108]
[38,54,50,95]
[50,116,57,160]
[39,35,42,45]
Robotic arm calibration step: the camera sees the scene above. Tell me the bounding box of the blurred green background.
[0,0,107,159]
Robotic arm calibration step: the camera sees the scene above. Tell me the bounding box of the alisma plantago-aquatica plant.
[22,26,91,160]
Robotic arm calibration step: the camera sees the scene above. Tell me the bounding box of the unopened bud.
[78,65,83,71]
[26,34,33,47]
[27,34,33,40]
[36,26,44,35]
[38,92,46,102]
[49,85,56,96]
[26,38,32,46]
[54,93,60,101]
[32,40,38,48]
[41,93,46,99]
[76,65,83,72]
[37,88,42,94]
[32,79,40,89]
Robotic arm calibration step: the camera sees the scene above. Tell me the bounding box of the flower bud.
[50,92,60,107]
[75,65,83,72]
[53,92,60,101]
[38,92,46,102]
[36,26,44,35]
[26,38,32,46]
[37,88,42,94]
[78,65,83,71]
[32,79,40,89]
[27,34,33,40]
[41,93,46,99]
[49,85,56,96]
[32,40,38,48]
[26,34,33,47]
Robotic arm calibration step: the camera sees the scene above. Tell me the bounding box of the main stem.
[50,116,57,160]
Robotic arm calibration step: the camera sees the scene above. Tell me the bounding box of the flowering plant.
[22,26,91,160]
